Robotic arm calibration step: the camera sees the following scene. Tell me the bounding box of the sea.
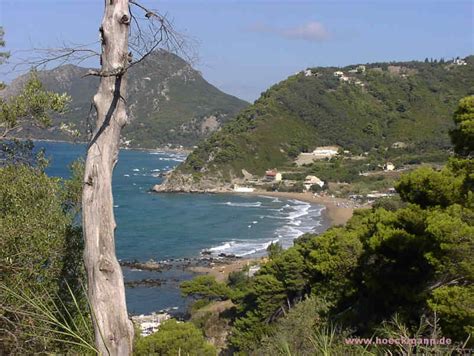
[38,141,327,315]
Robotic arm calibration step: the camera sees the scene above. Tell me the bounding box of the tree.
[80,2,135,353]
[180,275,232,300]
[0,162,88,354]
[0,27,10,89]
[450,95,474,157]
[0,28,69,139]
[8,2,186,352]
[395,165,463,208]
[267,241,283,259]
[77,2,185,354]
[134,319,216,356]
[0,72,70,138]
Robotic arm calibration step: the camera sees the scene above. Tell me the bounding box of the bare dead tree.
[82,2,188,354]
[7,1,190,354]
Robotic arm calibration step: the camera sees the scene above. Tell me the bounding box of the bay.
[38,141,327,314]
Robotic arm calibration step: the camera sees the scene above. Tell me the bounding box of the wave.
[158,157,185,163]
[149,152,187,161]
[205,238,280,257]
[220,201,262,208]
[256,195,281,203]
[199,197,326,258]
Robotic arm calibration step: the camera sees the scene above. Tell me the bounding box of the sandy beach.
[245,190,362,226]
[190,191,368,282]
[189,190,369,282]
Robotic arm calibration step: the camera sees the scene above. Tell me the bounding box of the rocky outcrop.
[152,172,232,193]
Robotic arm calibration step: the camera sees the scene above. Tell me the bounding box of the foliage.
[175,57,474,181]
[395,165,465,207]
[372,195,406,211]
[255,297,331,355]
[267,241,283,259]
[181,275,232,301]
[0,71,70,138]
[0,139,49,168]
[375,313,462,355]
[0,162,86,354]
[427,285,474,340]
[134,319,216,356]
[212,97,474,352]
[0,27,10,89]
[1,282,96,355]
[450,95,474,157]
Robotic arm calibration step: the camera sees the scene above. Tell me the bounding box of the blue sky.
[1,0,473,102]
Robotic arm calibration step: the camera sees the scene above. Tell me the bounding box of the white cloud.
[248,21,330,42]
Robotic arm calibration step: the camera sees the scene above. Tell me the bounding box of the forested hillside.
[177,96,474,354]
[1,50,248,148]
[172,56,473,184]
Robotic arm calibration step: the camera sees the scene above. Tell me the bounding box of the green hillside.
[1,50,248,148]
[173,56,474,183]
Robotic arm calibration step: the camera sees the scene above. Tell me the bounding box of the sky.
[0,0,473,102]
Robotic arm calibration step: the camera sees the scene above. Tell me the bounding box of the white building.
[384,162,395,171]
[312,146,339,159]
[265,170,282,182]
[304,175,325,191]
[333,71,344,77]
[233,185,255,193]
[453,58,467,66]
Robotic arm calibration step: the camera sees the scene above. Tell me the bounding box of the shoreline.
[175,191,367,283]
[6,137,192,155]
[239,190,362,227]
[187,257,265,282]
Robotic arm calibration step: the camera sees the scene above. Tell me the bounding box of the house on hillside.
[392,141,407,149]
[312,146,339,159]
[384,162,395,171]
[453,57,467,66]
[265,170,282,182]
[304,175,324,191]
[333,71,344,77]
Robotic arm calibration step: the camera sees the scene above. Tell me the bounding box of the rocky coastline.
[120,254,245,273]
[152,172,232,193]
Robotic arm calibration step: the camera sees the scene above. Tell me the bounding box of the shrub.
[134,319,216,356]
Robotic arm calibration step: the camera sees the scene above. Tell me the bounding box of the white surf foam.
[205,199,325,258]
[220,201,262,208]
[205,239,280,257]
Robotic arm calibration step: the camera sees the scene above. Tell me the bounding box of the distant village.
[299,56,469,89]
[233,144,401,204]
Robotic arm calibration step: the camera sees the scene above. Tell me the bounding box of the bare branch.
[10,42,100,72]
[7,2,196,80]
[128,0,197,67]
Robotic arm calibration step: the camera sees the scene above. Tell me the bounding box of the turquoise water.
[39,141,326,314]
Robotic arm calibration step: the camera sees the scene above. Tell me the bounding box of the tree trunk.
[82,0,133,354]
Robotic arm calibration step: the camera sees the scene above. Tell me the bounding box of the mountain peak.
[3,52,249,148]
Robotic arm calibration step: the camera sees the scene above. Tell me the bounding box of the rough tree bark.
[82,0,134,354]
